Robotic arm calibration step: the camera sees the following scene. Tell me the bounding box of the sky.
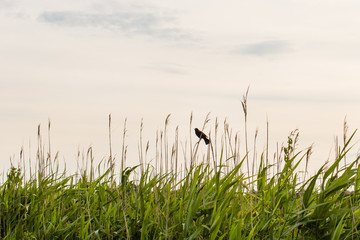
[2,0,360,176]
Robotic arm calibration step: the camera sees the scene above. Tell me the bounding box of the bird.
[194,128,210,145]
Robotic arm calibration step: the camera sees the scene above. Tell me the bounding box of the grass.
[1,101,360,239]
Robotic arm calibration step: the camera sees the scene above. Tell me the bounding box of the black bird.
[194,128,210,145]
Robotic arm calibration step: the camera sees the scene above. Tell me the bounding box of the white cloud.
[142,62,188,75]
[0,0,13,9]
[38,10,192,41]
[234,40,289,56]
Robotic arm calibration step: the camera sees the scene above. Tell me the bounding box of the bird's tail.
[204,138,210,145]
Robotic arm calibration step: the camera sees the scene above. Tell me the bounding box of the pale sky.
[2,0,360,175]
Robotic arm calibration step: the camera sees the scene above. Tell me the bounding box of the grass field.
[1,98,360,239]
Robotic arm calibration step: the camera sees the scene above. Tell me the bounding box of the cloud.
[38,10,191,40]
[142,63,188,75]
[234,40,289,56]
[0,0,14,10]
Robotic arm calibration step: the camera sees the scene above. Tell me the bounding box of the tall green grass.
[1,110,360,239]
